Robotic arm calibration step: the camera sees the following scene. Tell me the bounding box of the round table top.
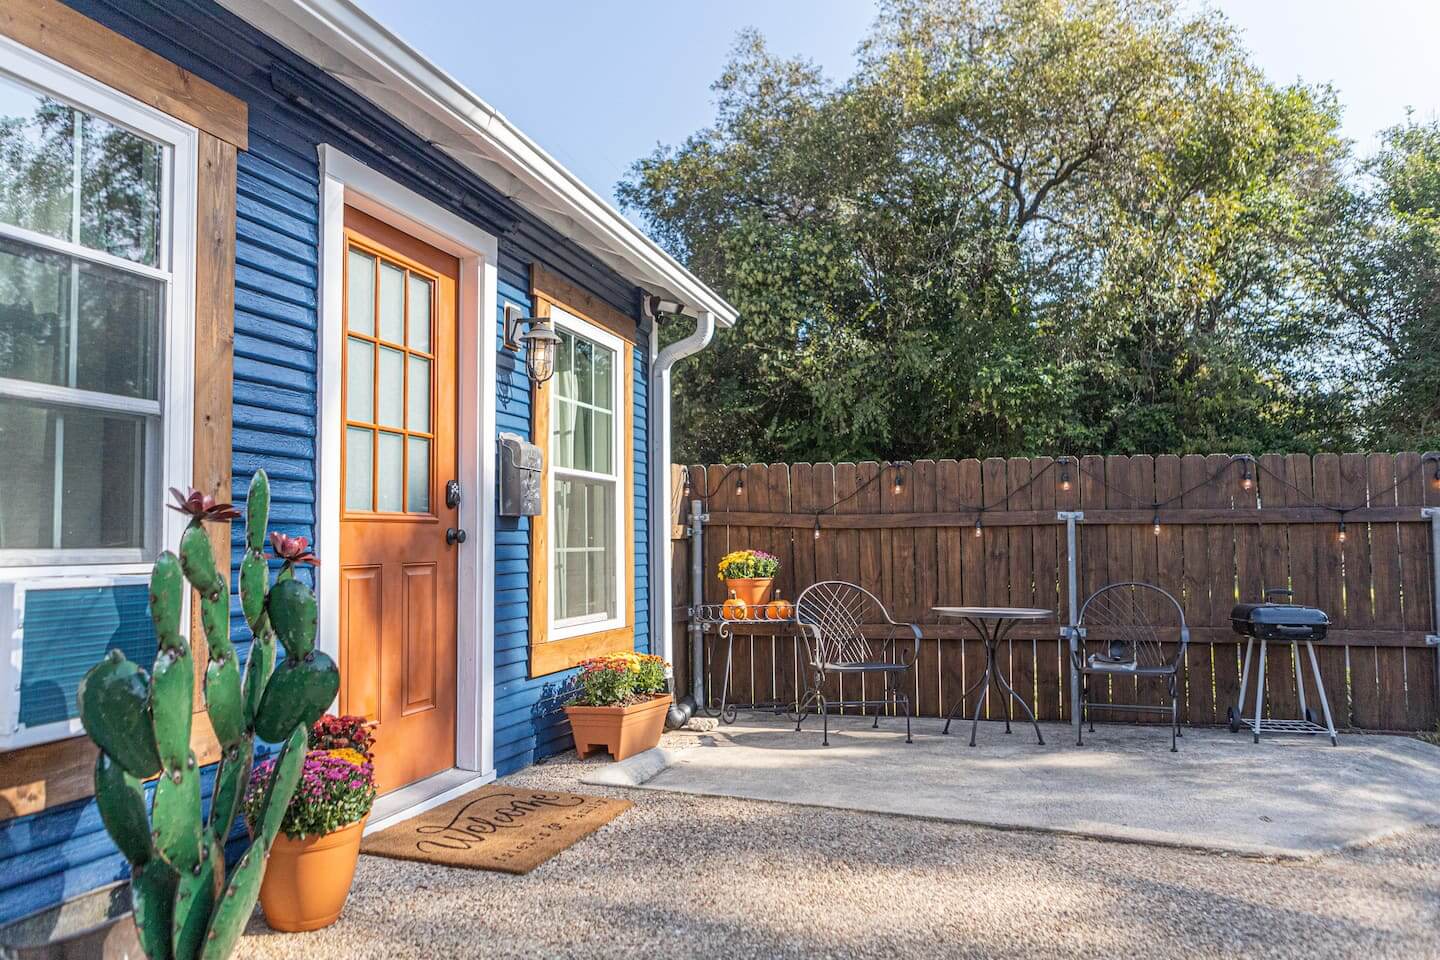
[932,606,1054,621]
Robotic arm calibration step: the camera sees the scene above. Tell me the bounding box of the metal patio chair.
[793,581,918,746]
[1070,581,1190,752]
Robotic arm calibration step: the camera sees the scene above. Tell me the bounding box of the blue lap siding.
[0,0,650,925]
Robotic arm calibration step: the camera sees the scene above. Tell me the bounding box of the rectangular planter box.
[564,694,672,761]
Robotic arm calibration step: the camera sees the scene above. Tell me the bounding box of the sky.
[354,0,1440,211]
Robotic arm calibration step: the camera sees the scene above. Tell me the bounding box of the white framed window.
[0,37,196,574]
[547,307,625,640]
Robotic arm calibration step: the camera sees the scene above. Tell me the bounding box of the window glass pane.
[406,437,429,513]
[346,337,373,422]
[75,259,159,399]
[0,237,68,387]
[376,431,403,511]
[0,399,57,549]
[552,476,615,623]
[347,249,374,335]
[0,399,146,550]
[552,398,574,470]
[594,346,614,415]
[574,338,593,405]
[378,262,404,343]
[78,111,162,266]
[0,74,75,243]
[555,331,573,400]
[60,408,144,547]
[377,347,403,427]
[407,275,431,352]
[407,356,429,432]
[345,426,372,511]
[572,407,593,472]
[593,410,612,475]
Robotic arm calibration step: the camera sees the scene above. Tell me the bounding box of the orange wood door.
[339,206,459,794]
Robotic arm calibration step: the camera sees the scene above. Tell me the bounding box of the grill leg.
[1252,639,1268,744]
[1076,675,1086,746]
[1305,641,1339,746]
[1293,641,1310,726]
[1236,637,1254,733]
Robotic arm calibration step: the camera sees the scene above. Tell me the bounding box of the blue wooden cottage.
[0,0,736,925]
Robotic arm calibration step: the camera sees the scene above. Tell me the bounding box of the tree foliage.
[619,0,1422,463]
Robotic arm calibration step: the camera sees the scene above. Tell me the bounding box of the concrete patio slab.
[588,716,1440,859]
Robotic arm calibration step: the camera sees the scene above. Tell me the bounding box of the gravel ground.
[236,731,1440,960]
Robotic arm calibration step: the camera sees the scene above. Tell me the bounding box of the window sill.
[530,623,635,678]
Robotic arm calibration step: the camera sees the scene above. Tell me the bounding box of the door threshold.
[364,767,496,836]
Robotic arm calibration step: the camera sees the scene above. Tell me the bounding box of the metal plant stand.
[689,604,804,724]
[934,607,1051,746]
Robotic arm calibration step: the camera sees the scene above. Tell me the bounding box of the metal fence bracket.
[1425,508,1440,648]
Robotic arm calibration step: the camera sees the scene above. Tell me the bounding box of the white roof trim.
[219,0,738,326]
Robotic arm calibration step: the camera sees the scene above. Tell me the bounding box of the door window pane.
[376,431,403,511]
[377,347,403,427]
[407,356,429,432]
[407,275,431,352]
[406,437,429,513]
[346,338,373,422]
[345,426,373,511]
[347,249,374,335]
[378,262,404,343]
[0,400,145,550]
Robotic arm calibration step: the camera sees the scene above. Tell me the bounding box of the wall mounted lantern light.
[503,304,561,385]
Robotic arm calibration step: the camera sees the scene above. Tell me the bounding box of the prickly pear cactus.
[77,472,337,960]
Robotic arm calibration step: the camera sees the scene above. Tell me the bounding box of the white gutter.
[648,309,715,672]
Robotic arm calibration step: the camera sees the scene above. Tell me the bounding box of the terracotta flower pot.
[259,816,367,932]
[564,693,672,761]
[725,577,773,608]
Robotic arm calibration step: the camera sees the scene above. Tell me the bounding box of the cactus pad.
[241,637,275,730]
[266,577,317,661]
[94,752,152,866]
[207,734,253,842]
[77,651,161,780]
[204,654,244,747]
[171,834,222,960]
[253,651,339,744]
[149,553,186,654]
[132,857,178,960]
[150,646,194,771]
[153,752,203,874]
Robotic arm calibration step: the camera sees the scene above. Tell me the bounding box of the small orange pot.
[259,816,367,932]
[565,693,672,761]
[725,578,773,608]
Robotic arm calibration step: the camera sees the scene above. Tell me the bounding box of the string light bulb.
[735,474,745,496]
[1431,457,1440,490]
[893,466,904,495]
[813,521,821,541]
[1337,519,1347,544]
[1153,511,1162,536]
[1059,459,1073,492]
[1239,457,1253,491]
[682,472,692,497]
[973,517,983,538]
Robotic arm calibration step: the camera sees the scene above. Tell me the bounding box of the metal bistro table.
[933,607,1052,747]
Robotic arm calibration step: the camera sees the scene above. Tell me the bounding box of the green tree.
[622,0,1356,463]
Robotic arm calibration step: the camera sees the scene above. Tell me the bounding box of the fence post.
[1059,510,1084,737]
[1424,508,1440,717]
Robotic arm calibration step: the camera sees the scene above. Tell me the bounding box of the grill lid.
[1230,602,1330,626]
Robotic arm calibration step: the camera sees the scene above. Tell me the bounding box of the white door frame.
[316,144,496,781]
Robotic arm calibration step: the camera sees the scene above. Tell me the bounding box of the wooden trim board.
[531,263,637,345]
[0,0,249,149]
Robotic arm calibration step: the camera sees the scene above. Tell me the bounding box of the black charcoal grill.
[1228,589,1337,745]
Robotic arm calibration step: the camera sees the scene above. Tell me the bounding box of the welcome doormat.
[360,785,632,874]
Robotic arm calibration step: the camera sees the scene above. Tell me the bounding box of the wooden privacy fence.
[668,453,1440,732]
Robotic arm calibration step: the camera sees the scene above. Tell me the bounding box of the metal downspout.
[647,305,715,718]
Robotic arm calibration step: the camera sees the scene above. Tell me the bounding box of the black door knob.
[446,527,467,545]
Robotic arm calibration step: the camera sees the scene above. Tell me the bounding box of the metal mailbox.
[498,432,543,517]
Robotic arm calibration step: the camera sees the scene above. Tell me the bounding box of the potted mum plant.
[250,715,377,932]
[563,653,671,761]
[718,549,780,608]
